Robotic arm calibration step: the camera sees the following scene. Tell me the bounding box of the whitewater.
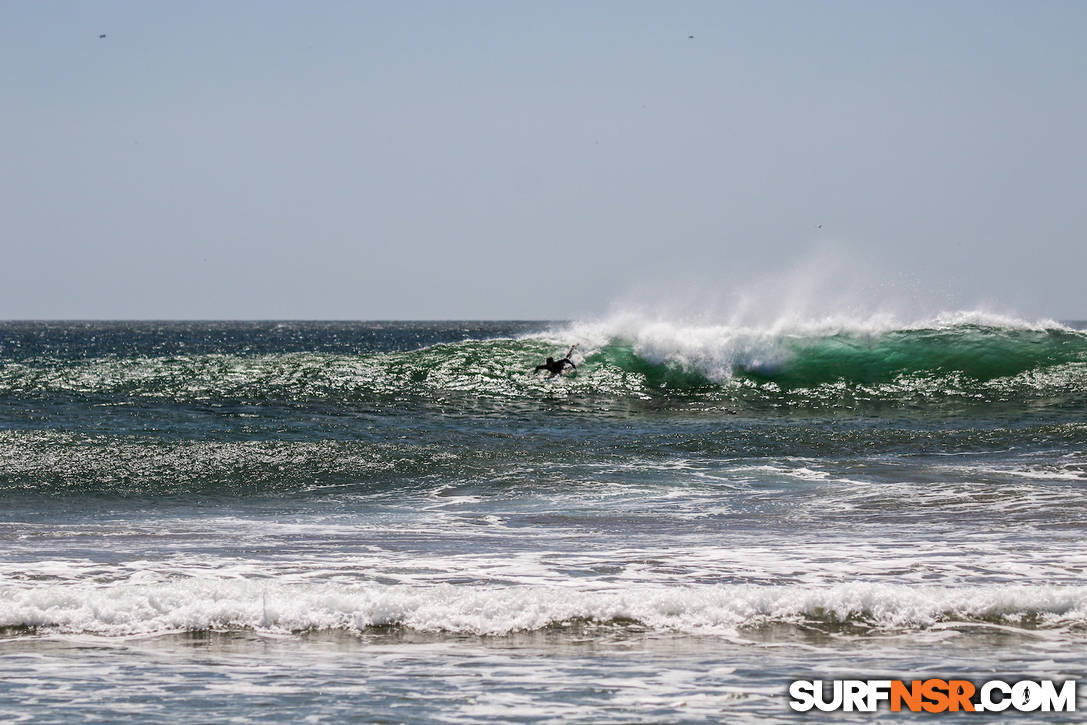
[1,315,1085,722]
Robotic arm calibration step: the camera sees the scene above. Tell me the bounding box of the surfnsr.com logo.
[789,679,1077,713]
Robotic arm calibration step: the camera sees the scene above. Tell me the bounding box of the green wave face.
[2,324,1085,412]
[585,323,1087,410]
[735,326,1087,386]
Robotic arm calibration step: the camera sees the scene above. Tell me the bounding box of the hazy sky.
[3,0,1085,319]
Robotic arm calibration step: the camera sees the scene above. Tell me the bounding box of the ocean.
[1,316,1085,722]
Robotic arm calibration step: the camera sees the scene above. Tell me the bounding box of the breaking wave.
[565,310,1085,384]
[4,580,1087,638]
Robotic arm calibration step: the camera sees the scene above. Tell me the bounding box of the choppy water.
[2,317,1086,722]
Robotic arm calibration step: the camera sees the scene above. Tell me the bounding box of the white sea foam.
[4,580,1087,637]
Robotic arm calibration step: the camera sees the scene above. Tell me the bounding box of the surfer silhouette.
[535,345,578,378]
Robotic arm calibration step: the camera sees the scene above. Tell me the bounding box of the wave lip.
[4,581,1087,638]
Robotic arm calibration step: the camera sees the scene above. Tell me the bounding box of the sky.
[2,0,1085,320]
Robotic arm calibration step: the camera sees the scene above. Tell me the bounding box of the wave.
[4,580,1087,638]
[565,310,1085,384]
[1,313,1084,411]
[4,425,1086,497]
[0,431,465,496]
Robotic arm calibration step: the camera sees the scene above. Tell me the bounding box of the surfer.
[534,345,578,378]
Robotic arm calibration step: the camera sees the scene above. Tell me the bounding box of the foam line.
[4,581,1086,637]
